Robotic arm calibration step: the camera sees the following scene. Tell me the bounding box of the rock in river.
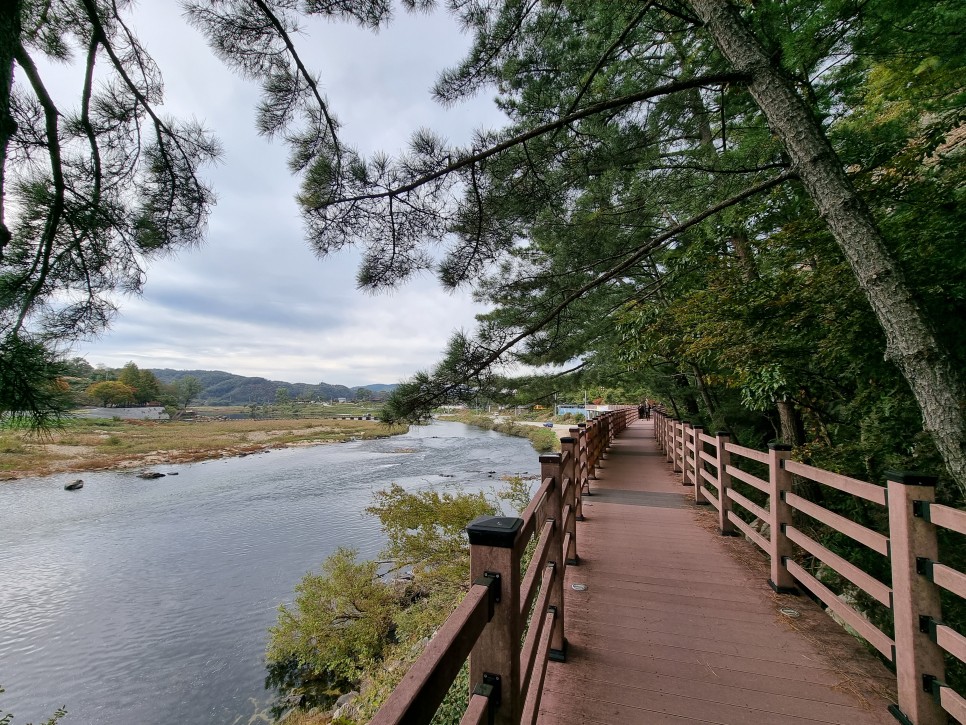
[137,471,165,479]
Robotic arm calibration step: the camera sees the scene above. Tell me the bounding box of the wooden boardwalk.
[538,420,898,725]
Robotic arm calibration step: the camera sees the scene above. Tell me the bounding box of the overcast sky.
[53,4,508,386]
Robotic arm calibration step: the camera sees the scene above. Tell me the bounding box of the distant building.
[556,405,587,417]
[74,406,170,420]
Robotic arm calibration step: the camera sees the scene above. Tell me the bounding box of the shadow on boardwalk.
[539,420,897,725]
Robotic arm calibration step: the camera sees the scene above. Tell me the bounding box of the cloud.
[70,4,507,386]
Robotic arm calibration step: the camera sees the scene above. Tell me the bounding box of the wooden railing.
[372,406,638,725]
[653,410,966,725]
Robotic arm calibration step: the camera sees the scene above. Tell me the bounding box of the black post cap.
[467,516,523,547]
[539,453,561,464]
[560,437,576,444]
[716,430,731,437]
[885,471,938,487]
[767,442,793,451]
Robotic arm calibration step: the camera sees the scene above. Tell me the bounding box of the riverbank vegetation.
[0,417,406,480]
[266,483,511,724]
[438,411,561,453]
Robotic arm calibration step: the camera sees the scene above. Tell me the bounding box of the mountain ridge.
[148,368,397,405]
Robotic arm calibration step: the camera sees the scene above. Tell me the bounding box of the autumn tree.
[86,379,135,407]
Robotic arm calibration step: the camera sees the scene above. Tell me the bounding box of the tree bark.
[0,0,21,261]
[689,0,966,499]
[777,399,805,447]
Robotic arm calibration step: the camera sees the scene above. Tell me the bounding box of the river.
[0,421,540,724]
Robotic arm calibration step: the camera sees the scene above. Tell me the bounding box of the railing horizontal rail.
[372,582,493,724]
[784,460,887,505]
[702,487,721,510]
[520,477,553,541]
[933,563,966,601]
[520,519,555,619]
[927,503,966,536]
[937,623,966,666]
[785,559,894,659]
[727,487,769,522]
[699,432,717,445]
[785,525,892,607]
[725,464,769,494]
[699,450,717,466]
[459,693,490,725]
[727,510,768,551]
[519,564,556,698]
[724,442,769,464]
[938,686,966,724]
[699,467,716,487]
[785,491,889,556]
[520,610,555,725]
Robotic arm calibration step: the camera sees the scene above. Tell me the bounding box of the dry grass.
[0,417,407,480]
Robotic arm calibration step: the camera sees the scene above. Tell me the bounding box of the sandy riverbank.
[0,417,407,481]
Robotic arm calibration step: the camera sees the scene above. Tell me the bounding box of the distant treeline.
[60,359,396,407]
[149,368,396,405]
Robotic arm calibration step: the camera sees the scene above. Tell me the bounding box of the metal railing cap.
[884,470,938,486]
[466,516,524,547]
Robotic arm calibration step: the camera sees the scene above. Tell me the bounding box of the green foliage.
[84,380,136,408]
[173,376,203,410]
[0,334,73,429]
[367,484,497,588]
[268,548,396,686]
[0,685,67,725]
[498,475,538,514]
[267,484,498,721]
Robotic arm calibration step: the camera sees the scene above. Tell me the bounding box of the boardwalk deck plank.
[537,420,896,724]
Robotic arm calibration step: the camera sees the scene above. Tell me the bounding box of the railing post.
[467,516,525,725]
[667,419,681,466]
[576,423,592,493]
[561,436,580,562]
[591,419,602,477]
[569,427,587,518]
[601,414,612,459]
[886,471,945,725]
[679,422,691,483]
[540,453,568,662]
[715,431,736,536]
[692,426,706,503]
[669,420,679,470]
[767,443,797,593]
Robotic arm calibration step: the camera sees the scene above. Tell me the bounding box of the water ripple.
[0,421,539,725]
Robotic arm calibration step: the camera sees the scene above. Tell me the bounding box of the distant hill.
[149,369,396,405]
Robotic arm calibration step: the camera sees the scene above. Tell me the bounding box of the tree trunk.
[777,399,805,447]
[691,363,717,417]
[689,0,966,499]
[0,0,21,261]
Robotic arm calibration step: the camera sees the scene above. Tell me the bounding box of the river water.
[0,421,539,724]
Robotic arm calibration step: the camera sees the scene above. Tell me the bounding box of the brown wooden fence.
[653,410,966,725]
[371,407,638,725]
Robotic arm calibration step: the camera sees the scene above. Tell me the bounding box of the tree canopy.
[2,0,964,499]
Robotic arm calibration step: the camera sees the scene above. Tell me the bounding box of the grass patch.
[0,417,408,480]
[443,412,561,453]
